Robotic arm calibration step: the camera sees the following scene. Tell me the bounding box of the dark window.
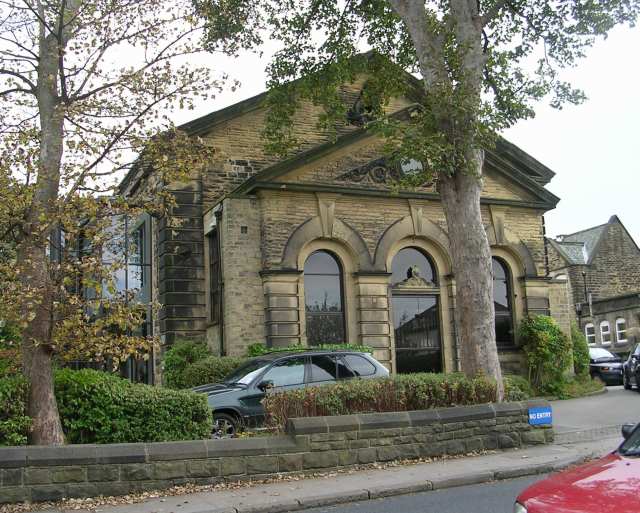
[492,257,514,348]
[262,357,306,387]
[304,251,345,345]
[208,229,221,325]
[337,356,356,379]
[393,295,442,373]
[391,247,442,373]
[343,354,376,377]
[309,355,338,382]
[391,247,437,286]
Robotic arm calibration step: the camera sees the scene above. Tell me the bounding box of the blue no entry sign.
[528,406,553,426]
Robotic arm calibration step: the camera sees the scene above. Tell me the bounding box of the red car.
[515,423,640,513]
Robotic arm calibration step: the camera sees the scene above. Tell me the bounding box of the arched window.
[492,257,514,347]
[390,247,441,374]
[304,251,345,345]
[615,318,627,343]
[600,321,612,345]
[390,247,437,287]
[584,323,596,345]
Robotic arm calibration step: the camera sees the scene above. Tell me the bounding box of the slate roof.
[550,218,612,265]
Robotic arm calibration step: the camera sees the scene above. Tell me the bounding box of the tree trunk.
[19,10,67,445]
[20,244,65,445]
[439,150,504,400]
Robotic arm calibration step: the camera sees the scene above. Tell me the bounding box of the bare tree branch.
[0,67,36,89]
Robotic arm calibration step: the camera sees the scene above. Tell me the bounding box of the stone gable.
[585,219,640,301]
[275,136,537,203]
[199,78,414,210]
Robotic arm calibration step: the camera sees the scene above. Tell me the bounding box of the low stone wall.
[0,400,553,504]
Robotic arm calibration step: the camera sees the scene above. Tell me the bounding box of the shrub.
[0,375,31,446]
[163,340,213,389]
[571,323,590,377]
[503,374,533,401]
[247,342,373,357]
[264,373,498,431]
[55,368,212,444]
[182,355,246,388]
[519,316,572,396]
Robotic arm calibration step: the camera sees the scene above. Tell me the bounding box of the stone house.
[119,74,566,382]
[546,215,640,354]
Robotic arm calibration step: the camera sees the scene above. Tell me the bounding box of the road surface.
[299,474,544,513]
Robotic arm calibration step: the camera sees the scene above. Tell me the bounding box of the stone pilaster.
[261,271,302,348]
[354,273,392,370]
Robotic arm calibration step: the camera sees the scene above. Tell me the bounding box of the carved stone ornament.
[394,275,437,289]
[336,158,436,187]
[394,266,437,289]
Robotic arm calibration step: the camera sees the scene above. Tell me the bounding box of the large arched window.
[390,247,441,374]
[492,257,514,347]
[390,247,437,287]
[304,251,345,345]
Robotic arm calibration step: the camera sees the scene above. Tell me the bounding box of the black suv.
[623,343,640,391]
[193,351,389,437]
[589,347,623,385]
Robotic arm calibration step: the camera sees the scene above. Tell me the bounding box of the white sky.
[169,25,640,243]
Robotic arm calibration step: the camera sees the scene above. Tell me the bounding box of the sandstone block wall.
[219,197,266,356]
[0,401,553,505]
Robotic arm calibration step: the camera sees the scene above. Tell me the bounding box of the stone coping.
[0,400,550,469]
[287,400,549,435]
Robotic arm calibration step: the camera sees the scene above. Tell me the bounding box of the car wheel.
[623,372,632,390]
[212,412,239,439]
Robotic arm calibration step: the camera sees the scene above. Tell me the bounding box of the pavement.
[38,387,637,513]
[43,438,621,513]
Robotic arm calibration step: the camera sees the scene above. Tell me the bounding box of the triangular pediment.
[238,130,554,206]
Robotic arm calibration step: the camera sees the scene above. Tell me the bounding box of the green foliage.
[0,375,31,446]
[55,369,212,444]
[196,0,639,167]
[571,322,591,378]
[163,340,213,389]
[0,322,20,348]
[264,373,497,431]
[555,375,603,400]
[503,374,533,401]
[246,343,373,358]
[0,347,20,378]
[182,356,246,388]
[519,316,572,396]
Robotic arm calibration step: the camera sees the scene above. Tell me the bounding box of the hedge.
[182,356,246,388]
[165,341,376,389]
[0,375,31,446]
[264,373,498,431]
[246,342,373,357]
[55,369,212,444]
[163,340,213,389]
[503,374,533,401]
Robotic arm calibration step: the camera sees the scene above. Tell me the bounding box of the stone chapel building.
[119,72,567,382]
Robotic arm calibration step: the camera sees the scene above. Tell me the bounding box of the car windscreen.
[223,359,270,385]
[590,348,616,360]
[619,425,640,457]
